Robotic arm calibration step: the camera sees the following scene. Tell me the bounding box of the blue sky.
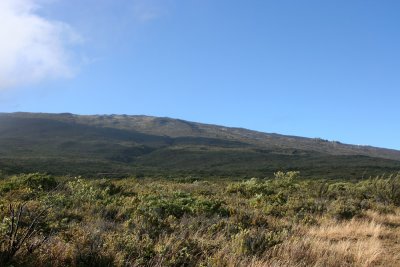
[1,0,399,149]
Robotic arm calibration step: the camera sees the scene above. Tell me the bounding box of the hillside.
[0,112,399,178]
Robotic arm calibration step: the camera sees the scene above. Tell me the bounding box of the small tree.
[0,203,50,265]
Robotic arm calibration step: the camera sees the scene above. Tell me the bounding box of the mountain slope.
[0,112,399,178]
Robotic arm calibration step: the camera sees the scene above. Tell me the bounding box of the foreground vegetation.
[1,172,400,266]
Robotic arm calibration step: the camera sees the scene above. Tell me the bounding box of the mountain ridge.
[0,112,399,178]
[4,112,398,158]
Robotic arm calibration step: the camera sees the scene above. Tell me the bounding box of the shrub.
[22,173,58,191]
[226,178,273,198]
[329,198,361,220]
[362,174,400,205]
[97,180,122,196]
[0,203,50,265]
[273,171,300,183]
[231,228,288,256]
[67,178,99,204]
[73,225,115,267]
[0,173,57,194]
[137,192,227,219]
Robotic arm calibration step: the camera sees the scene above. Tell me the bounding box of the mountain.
[0,112,399,178]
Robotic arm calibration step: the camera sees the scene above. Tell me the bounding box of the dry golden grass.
[201,218,392,267]
[309,219,382,240]
[364,209,400,227]
[259,219,385,267]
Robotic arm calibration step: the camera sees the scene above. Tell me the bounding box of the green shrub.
[327,182,355,199]
[67,178,100,204]
[329,198,361,220]
[22,173,58,191]
[226,178,273,198]
[361,174,400,205]
[97,180,122,195]
[0,179,19,193]
[137,192,227,219]
[273,171,300,183]
[231,228,288,256]
[0,173,57,194]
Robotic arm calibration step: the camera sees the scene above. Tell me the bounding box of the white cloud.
[132,0,167,22]
[0,0,80,90]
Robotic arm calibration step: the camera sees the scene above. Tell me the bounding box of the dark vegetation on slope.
[0,112,399,178]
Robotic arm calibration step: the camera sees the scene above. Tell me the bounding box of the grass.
[0,172,400,266]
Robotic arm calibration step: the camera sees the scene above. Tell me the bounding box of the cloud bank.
[0,0,80,90]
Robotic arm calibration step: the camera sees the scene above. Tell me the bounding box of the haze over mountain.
[1,112,399,178]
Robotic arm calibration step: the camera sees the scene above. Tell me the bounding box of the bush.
[22,173,58,191]
[0,203,51,265]
[361,174,400,205]
[0,173,57,194]
[226,178,273,198]
[67,178,99,204]
[137,192,227,219]
[231,228,288,256]
[73,225,115,267]
[329,198,361,220]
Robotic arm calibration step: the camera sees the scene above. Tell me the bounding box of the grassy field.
[1,172,400,266]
